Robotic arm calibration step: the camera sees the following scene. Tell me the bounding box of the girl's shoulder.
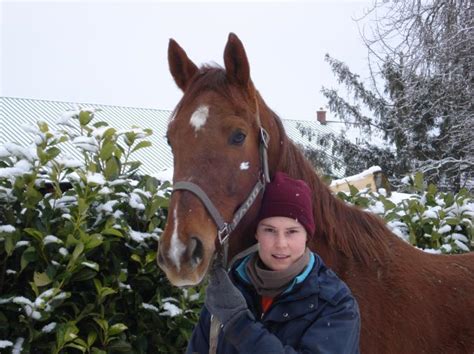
[314,260,355,306]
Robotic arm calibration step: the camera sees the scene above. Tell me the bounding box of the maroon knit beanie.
[257,172,315,236]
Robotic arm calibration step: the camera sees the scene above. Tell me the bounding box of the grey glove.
[205,266,249,326]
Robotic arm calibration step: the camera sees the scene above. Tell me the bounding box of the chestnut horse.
[157,33,474,353]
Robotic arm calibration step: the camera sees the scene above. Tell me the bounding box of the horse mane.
[268,107,393,265]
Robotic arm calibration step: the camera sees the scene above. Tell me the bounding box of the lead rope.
[208,314,221,354]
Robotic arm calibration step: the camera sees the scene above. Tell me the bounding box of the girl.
[187,172,360,353]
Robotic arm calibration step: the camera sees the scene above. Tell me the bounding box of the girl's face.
[255,216,307,271]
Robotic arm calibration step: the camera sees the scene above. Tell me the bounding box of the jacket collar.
[234,251,318,297]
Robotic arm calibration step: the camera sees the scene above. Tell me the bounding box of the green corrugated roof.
[0,96,344,177]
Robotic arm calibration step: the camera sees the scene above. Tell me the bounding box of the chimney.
[316,108,327,125]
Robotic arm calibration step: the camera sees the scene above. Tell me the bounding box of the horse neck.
[268,113,393,272]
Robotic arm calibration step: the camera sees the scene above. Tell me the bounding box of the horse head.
[157,33,280,286]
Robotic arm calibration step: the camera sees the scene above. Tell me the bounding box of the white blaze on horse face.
[240,161,250,170]
[189,105,209,133]
[169,208,186,271]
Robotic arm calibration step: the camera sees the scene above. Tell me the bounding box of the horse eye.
[229,131,246,146]
[165,135,171,146]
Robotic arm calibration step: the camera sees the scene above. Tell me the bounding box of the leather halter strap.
[172,126,270,266]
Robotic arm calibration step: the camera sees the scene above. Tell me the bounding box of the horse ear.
[168,38,199,91]
[224,33,250,87]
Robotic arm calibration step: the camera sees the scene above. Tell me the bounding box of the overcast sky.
[1,0,375,122]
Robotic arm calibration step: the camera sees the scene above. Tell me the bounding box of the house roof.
[0,96,343,177]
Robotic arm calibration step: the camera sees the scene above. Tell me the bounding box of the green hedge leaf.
[34,271,53,287]
[108,323,128,336]
[132,140,152,153]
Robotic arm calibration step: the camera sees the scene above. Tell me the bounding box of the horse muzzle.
[157,230,215,287]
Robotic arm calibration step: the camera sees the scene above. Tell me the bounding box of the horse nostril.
[188,237,204,268]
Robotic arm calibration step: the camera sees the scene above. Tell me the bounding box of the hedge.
[0,109,204,353]
[335,175,473,253]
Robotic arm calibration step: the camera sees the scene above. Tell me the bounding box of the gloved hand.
[205,265,249,326]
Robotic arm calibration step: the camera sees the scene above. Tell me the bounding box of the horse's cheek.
[225,175,240,196]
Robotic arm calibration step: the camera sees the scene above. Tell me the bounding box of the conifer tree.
[318,0,473,191]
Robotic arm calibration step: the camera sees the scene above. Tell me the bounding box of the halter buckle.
[217,224,231,245]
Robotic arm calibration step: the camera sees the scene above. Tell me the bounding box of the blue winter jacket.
[186,252,361,354]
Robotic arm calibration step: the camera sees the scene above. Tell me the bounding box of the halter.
[171,102,270,268]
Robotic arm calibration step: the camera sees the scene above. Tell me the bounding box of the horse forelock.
[170,65,254,124]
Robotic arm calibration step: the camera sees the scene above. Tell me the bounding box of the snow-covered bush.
[0,109,204,353]
[336,172,473,254]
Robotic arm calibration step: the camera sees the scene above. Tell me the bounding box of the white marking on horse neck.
[240,161,250,170]
[169,208,186,271]
[189,105,209,132]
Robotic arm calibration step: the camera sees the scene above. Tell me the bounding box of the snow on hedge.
[337,172,473,253]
